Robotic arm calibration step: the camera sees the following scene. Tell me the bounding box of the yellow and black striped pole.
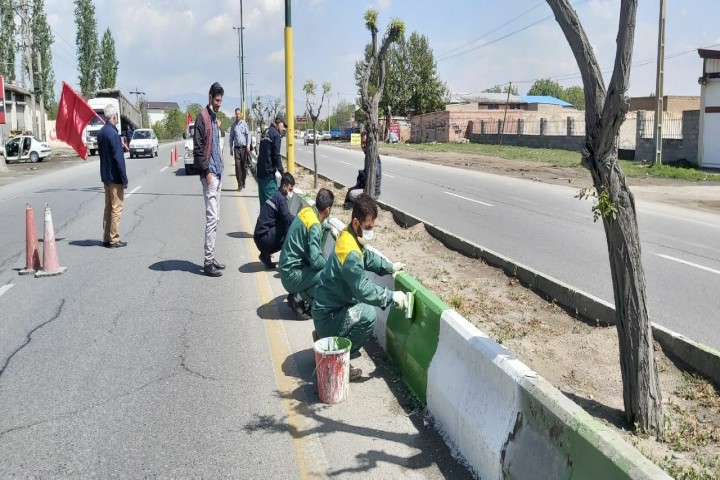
[284,0,295,174]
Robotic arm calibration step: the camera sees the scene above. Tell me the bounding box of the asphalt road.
[293,142,720,350]
[0,142,467,478]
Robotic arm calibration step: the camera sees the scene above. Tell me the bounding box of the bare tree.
[303,80,331,189]
[547,0,662,433]
[359,8,404,198]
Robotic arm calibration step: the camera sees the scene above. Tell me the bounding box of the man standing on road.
[345,131,382,205]
[311,193,407,381]
[98,104,129,249]
[279,188,335,319]
[256,115,287,206]
[228,108,250,191]
[253,172,295,269]
[194,82,227,277]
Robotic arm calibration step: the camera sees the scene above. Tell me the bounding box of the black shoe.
[212,259,226,270]
[350,350,361,359]
[288,294,311,320]
[105,241,127,249]
[204,262,222,277]
[258,253,276,269]
[349,364,363,382]
[102,241,110,247]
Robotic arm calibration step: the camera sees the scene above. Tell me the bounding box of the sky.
[39,0,720,118]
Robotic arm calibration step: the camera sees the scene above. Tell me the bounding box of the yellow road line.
[235,190,329,479]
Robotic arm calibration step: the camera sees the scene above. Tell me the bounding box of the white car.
[2,135,52,163]
[322,131,332,141]
[304,129,320,145]
[129,128,158,158]
[183,122,224,175]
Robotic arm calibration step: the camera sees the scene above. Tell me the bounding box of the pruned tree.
[358,8,404,198]
[98,28,118,89]
[547,0,662,433]
[32,0,58,119]
[303,80,331,189]
[74,0,99,96]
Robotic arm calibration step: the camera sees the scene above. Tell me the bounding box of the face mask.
[362,228,374,241]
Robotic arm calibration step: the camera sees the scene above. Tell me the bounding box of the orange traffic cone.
[169,147,175,166]
[173,145,178,166]
[19,203,41,275]
[35,203,67,278]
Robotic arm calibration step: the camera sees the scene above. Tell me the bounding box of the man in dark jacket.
[194,82,226,277]
[256,115,287,206]
[253,172,295,269]
[98,103,129,248]
[345,132,381,205]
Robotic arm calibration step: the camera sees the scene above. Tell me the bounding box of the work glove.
[392,262,405,277]
[330,227,340,239]
[392,291,408,310]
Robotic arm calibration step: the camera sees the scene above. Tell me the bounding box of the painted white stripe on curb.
[384,173,395,178]
[160,166,169,172]
[126,186,141,198]
[0,283,15,298]
[443,191,493,207]
[656,253,720,276]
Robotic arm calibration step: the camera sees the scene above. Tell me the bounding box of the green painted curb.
[386,272,446,403]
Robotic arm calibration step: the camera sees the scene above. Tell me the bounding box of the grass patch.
[380,142,720,182]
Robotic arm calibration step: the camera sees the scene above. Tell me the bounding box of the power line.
[438,0,590,62]
[438,1,545,58]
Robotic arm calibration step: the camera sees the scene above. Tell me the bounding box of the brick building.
[629,95,700,114]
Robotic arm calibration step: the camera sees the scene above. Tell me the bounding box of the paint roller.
[405,291,414,320]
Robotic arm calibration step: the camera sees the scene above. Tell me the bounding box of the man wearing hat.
[256,114,288,206]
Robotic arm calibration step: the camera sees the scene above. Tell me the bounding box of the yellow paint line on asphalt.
[235,189,329,479]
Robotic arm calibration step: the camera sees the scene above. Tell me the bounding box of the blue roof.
[521,95,573,107]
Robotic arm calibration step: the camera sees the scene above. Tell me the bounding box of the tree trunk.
[312,120,318,189]
[364,107,380,198]
[591,156,662,431]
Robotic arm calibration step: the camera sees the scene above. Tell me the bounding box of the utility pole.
[284,0,295,173]
[36,51,45,141]
[130,88,145,127]
[240,0,246,115]
[232,26,243,114]
[652,0,666,166]
[500,82,512,146]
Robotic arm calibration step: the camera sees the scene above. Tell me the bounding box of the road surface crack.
[0,298,66,381]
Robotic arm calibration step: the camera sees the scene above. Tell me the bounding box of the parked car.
[2,135,52,163]
[129,128,158,158]
[330,129,341,140]
[322,131,332,141]
[304,129,320,145]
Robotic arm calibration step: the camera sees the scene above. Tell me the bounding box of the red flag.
[56,82,102,160]
[186,111,192,131]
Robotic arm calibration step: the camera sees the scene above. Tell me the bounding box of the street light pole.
[284,0,295,173]
[232,26,243,114]
[240,0,246,115]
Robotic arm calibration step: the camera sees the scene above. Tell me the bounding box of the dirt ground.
[335,143,720,215]
[295,166,720,479]
[0,148,90,187]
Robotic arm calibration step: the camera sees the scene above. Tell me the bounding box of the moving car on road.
[129,129,158,158]
[2,135,52,163]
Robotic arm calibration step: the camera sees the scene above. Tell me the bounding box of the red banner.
[0,75,6,125]
[56,81,101,160]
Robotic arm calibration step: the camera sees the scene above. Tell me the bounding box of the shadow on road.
[148,259,204,276]
[68,239,104,247]
[256,294,301,322]
[227,231,253,239]
[239,261,272,274]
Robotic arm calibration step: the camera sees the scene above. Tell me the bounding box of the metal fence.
[637,112,684,139]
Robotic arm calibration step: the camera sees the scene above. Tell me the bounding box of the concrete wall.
[635,110,700,164]
[469,131,586,152]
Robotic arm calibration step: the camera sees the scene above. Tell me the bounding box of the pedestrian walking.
[229,108,251,191]
[98,103,129,249]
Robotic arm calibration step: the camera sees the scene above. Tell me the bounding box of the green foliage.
[158,108,185,139]
[32,0,57,115]
[527,78,565,99]
[406,32,448,115]
[364,8,378,32]
[186,102,203,121]
[483,84,519,95]
[0,0,16,82]
[576,186,617,222]
[98,28,118,89]
[74,0,99,96]
[304,79,331,126]
[563,85,585,110]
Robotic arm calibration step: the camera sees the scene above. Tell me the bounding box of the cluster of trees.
[75,0,118,95]
[527,78,585,110]
[0,0,57,118]
[325,99,355,131]
[250,97,284,136]
[355,29,449,137]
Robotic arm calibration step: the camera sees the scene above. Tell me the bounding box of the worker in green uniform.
[279,188,335,320]
[311,193,407,381]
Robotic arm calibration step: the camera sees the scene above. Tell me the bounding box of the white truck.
[85,89,142,156]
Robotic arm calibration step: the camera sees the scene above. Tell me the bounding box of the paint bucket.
[314,336,352,404]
